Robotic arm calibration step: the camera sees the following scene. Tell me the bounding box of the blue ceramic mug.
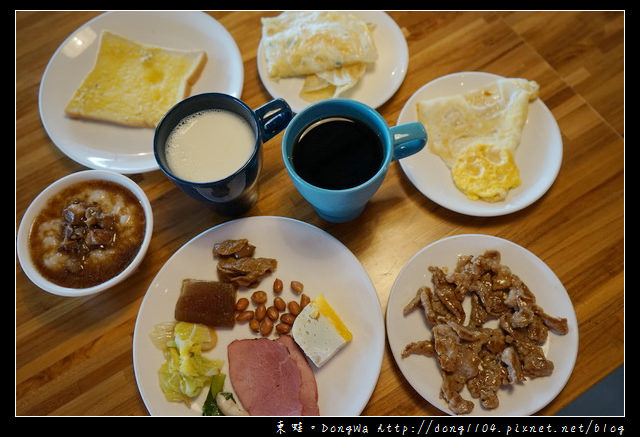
[154,93,292,215]
[282,98,427,222]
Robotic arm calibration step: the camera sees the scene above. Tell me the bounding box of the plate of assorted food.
[257,10,409,113]
[133,216,385,416]
[397,71,563,216]
[39,10,243,174]
[386,234,578,416]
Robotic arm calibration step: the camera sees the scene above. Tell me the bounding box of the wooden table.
[16,11,624,417]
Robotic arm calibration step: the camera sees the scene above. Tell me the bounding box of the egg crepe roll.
[261,11,378,79]
[300,62,367,102]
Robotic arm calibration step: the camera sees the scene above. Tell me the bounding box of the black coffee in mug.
[292,117,384,190]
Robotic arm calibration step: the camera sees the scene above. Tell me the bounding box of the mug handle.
[254,98,293,142]
[389,122,427,161]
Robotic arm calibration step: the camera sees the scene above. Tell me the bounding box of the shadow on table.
[556,365,624,416]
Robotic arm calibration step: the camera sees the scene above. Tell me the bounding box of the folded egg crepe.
[417,78,539,202]
[300,63,368,101]
[261,11,378,101]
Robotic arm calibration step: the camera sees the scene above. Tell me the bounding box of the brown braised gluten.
[402,250,569,415]
[174,279,237,327]
[213,238,256,258]
[214,239,277,287]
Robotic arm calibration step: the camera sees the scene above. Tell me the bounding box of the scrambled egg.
[153,321,223,405]
[452,143,521,202]
[417,78,539,202]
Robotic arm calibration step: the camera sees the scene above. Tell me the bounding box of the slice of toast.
[64,31,207,128]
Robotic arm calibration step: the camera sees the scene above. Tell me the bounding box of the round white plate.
[397,71,563,216]
[133,216,384,416]
[386,234,578,416]
[39,11,244,174]
[257,11,408,113]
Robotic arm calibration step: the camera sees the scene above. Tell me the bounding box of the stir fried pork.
[402,250,569,414]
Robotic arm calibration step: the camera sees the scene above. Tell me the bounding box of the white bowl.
[17,170,153,297]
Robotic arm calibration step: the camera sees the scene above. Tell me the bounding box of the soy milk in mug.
[165,109,255,183]
[154,93,293,216]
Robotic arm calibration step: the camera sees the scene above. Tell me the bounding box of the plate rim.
[385,233,579,416]
[132,215,385,416]
[397,71,563,217]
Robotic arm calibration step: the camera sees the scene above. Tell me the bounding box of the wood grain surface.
[15,11,624,417]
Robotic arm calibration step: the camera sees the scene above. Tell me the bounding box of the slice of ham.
[276,334,320,415]
[227,335,319,416]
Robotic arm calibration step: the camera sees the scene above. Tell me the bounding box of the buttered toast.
[64,31,207,128]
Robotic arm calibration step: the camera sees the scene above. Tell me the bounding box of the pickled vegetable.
[154,321,222,406]
[202,374,226,416]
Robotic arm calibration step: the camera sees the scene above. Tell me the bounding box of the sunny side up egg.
[417,78,539,202]
[452,143,521,202]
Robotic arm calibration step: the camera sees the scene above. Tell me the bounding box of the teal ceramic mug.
[282,98,427,222]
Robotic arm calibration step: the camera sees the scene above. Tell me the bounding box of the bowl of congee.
[17,170,153,297]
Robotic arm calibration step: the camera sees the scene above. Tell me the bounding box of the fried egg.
[452,143,521,202]
[417,78,539,202]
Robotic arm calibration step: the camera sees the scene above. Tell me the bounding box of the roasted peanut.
[267,305,279,321]
[274,296,286,312]
[281,313,296,325]
[276,323,291,334]
[251,290,268,304]
[235,310,254,322]
[260,317,274,336]
[255,304,266,321]
[288,300,301,316]
[273,278,283,294]
[300,293,310,309]
[291,280,304,294]
[235,297,250,312]
[249,318,260,333]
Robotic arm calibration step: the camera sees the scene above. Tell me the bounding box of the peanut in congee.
[28,179,146,289]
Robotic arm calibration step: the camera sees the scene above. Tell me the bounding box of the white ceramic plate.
[386,234,578,416]
[39,11,244,174]
[257,11,408,113]
[133,216,384,416]
[397,71,563,216]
